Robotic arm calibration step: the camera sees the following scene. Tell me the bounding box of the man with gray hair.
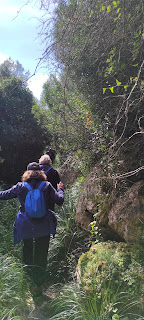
[39,154,61,210]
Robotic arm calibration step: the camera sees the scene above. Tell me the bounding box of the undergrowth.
[41,281,144,320]
[0,180,144,320]
[0,194,22,258]
[46,179,91,284]
[0,254,31,320]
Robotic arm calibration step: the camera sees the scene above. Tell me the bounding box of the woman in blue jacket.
[0,162,64,286]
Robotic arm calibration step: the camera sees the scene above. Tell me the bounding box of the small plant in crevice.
[89,219,102,245]
[89,192,109,244]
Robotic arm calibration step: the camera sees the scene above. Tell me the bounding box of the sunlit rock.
[108,181,144,243]
[75,165,144,243]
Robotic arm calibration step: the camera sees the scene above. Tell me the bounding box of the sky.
[0,0,54,99]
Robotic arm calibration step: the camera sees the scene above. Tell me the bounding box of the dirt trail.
[28,285,59,320]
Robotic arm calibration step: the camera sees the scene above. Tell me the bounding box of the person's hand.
[57,181,64,190]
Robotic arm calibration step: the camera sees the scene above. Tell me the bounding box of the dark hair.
[46,149,56,164]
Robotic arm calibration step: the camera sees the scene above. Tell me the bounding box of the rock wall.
[108,181,144,243]
[60,155,144,244]
[76,165,110,231]
[76,169,144,243]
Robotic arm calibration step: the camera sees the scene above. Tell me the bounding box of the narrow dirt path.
[28,285,59,320]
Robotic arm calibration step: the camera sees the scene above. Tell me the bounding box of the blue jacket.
[0,179,64,244]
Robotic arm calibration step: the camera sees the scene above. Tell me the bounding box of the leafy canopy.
[0,75,50,183]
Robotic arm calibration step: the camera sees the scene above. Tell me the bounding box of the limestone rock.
[75,165,144,243]
[76,165,110,231]
[108,181,144,243]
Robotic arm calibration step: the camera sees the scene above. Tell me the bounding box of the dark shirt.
[39,164,60,190]
[39,164,61,210]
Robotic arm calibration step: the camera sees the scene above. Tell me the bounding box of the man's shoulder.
[48,167,59,175]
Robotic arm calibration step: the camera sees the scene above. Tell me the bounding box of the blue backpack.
[24,181,46,218]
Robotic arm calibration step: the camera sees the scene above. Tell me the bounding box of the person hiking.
[0,162,64,288]
[39,154,61,211]
[39,154,60,190]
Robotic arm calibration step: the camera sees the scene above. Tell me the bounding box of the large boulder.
[108,180,144,243]
[75,166,119,240]
[76,165,144,243]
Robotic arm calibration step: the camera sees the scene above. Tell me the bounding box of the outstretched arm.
[0,184,18,200]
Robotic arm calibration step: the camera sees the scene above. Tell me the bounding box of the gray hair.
[39,154,52,165]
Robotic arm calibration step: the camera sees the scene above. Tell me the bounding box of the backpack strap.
[24,182,32,191]
[37,181,46,190]
[24,181,46,191]
[44,167,53,174]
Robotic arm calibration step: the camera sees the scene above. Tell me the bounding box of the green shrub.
[77,242,144,318]
[0,196,21,256]
[45,283,82,320]
[0,194,23,261]
[41,281,140,320]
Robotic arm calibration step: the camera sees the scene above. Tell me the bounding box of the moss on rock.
[77,241,144,315]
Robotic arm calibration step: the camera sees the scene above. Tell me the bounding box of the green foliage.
[52,0,143,110]
[34,76,113,167]
[78,242,144,318]
[41,0,144,175]
[43,281,115,320]
[45,283,83,320]
[40,279,144,319]
[89,220,100,244]
[75,150,95,176]
[33,75,95,157]
[47,179,90,282]
[0,193,22,258]
[0,58,30,80]
[0,254,31,319]
[0,188,31,318]
[36,0,144,179]
[0,76,50,183]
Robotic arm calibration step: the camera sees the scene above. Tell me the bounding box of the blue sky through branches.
[0,0,53,99]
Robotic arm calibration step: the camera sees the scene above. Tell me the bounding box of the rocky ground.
[28,285,59,320]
